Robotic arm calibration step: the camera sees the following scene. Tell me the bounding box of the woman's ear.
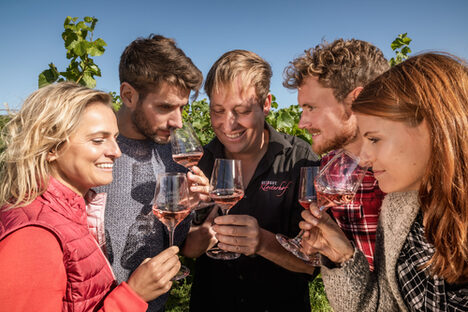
[47,150,58,162]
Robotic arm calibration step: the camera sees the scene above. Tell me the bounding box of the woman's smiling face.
[48,102,121,196]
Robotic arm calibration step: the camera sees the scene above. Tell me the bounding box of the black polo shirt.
[190,123,320,312]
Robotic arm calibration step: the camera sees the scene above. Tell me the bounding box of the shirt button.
[341,216,348,222]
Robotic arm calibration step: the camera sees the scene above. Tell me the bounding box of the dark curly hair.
[283,39,389,101]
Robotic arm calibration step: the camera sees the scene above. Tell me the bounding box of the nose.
[107,138,122,159]
[167,109,183,129]
[222,111,238,132]
[298,112,308,129]
[359,144,373,167]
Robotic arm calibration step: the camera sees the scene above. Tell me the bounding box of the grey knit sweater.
[321,191,420,312]
[95,135,189,312]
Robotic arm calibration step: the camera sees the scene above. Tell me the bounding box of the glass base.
[172,264,190,281]
[206,246,240,260]
[276,233,311,262]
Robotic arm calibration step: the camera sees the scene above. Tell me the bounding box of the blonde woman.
[299,53,468,311]
[0,82,181,311]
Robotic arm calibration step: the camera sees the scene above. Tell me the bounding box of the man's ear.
[345,86,364,103]
[263,93,272,116]
[120,82,139,110]
[343,86,364,109]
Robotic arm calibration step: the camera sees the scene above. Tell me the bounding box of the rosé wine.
[173,152,204,168]
[153,205,191,228]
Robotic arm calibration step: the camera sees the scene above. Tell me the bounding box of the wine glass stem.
[168,226,175,246]
[291,230,305,244]
[219,205,230,216]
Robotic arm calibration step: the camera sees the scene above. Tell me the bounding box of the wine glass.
[152,172,192,280]
[315,149,369,211]
[206,159,244,260]
[304,149,368,266]
[171,122,204,170]
[276,166,320,262]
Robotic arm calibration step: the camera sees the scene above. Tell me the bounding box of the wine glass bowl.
[206,159,244,260]
[171,122,204,169]
[315,149,369,211]
[152,172,192,280]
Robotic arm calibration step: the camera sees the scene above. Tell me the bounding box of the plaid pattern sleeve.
[321,150,385,271]
[396,212,468,311]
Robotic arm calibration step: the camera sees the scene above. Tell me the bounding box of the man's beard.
[313,125,358,155]
[131,105,169,144]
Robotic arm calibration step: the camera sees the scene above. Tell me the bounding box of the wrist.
[337,241,355,266]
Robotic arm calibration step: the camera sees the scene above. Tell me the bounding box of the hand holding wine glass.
[152,173,192,280]
[276,166,320,262]
[171,122,204,170]
[206,158,244,260]
[301,149,368,265]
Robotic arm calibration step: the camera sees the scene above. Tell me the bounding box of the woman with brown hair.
[0,82,181,311]
[299,52,467,311]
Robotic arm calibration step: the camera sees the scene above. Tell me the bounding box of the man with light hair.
[184,49,320,312]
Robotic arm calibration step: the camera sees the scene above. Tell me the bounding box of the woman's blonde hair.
[0,82,112,209]
[352,52,468,283]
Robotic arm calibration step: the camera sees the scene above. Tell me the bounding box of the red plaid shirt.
[321,150,385,271]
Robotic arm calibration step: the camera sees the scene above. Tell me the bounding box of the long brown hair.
[352,52,468,283]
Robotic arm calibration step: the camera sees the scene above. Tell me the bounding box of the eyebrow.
[157,101,188,107]
[86,131,117,137]
[362,131,378,137]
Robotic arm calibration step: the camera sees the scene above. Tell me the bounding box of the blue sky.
[1,0,467,111]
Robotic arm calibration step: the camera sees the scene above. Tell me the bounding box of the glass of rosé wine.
[152,172,192,280]
[314,149,369,211]
[171,122,204,170]
[276,166,320,262]
[206,158,244,260]
[306,149,368,266]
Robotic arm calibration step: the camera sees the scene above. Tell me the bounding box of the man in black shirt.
[182,50,319,312]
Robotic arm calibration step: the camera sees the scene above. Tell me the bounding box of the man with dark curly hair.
[283,39,389,270]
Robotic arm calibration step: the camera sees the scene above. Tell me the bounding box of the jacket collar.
[41,177,88,225]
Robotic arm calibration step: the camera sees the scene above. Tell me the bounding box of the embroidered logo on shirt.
[260,180,292,197]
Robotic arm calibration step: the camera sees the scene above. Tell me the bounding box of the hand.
[299,203,354,264]
[187,166,211,205]
[183,205,219,257]
[126,246,181,302]
[213,214,262,256]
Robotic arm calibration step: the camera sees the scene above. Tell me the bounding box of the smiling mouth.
[309,130,321,136]
[224,131,244,139]
[96,163,113,169]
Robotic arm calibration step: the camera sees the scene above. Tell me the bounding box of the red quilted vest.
[0,178,117,311]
